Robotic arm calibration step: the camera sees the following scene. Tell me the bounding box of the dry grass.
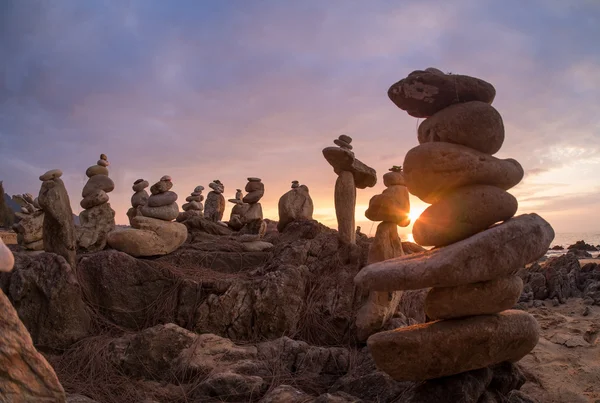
[0,230,17,245]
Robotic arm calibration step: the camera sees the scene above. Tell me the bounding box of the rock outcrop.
[277,181,314,232]
[76,154,116,252]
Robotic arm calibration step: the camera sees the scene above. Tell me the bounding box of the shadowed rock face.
[38,178,76,269]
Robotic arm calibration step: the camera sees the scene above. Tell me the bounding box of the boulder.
[567,240,598,251]
[205,191,226,222]
[387,69,496,117]
[355,214,554,291]
[425,276,523,320]
[418,101,504,154]
[413,185,518,246]
[277,186,314,232]
[322,147,377,189]
[76,202,116,252]
[107,216,187,257]
[403,142,524,204]
[367,310,539,381]
[38,177,77,269]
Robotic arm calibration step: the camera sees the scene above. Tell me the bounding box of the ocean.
[546,232,600,258]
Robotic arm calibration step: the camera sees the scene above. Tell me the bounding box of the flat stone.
[383,171,405,187]
[107,217,187,257]
[403,142,524,204]
[425,276,524,320]
[194,185,204,193]
[39,169,62,181]
[131,190,149,208]
[186,195,203,202]
[209,182,224,193]
[339,134,352,143]
[80,189,109,209]
[82,175,114,197]
[85,165,109,178]
[243,189,264,204]
[334,139,353,149]
[418,101,505,155]
[367,310,539,381]
[182,201,203,211]
[365,185,410,226]
[322,147,377,189]
[228,198,242,204]
[413,185,518,246]
[247,177,262,182]
[147,191,178,207]
[140,202,179,221]
[97,159,109,167]
[245,181,265,193]
[132,180,149,192]
[150,180,173,195]
[355,214,554,291]
[388,70,496,118]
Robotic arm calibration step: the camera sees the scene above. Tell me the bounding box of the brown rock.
[242,189,264,204]
[205,191,226,222]
[107,217,187,257]
[413,185,518,246]
[85,165,109,178]
[39,169,62,181]
[418,101,505,155]
[322,147,377,189]
[388,70,496,118]
[335,171,356,244]
[0,238,14,272]
[140,202,179,221]
[150,179,173,195]
[80,189,109,209]
[132,180,149,192]
[367,310,539,381]
[365,185,410,226]
[38,178,77,269]
[243,203,263,221]
[355,214,554,291]
[147,191,178,207]
[277,186,314,232]
[82,175,115,197]
[245,180,265,193]
[425,276,524,320]
[76,202,116,252]
[403,142,524,204]
[383,171,405,187]
[131,190,149,208]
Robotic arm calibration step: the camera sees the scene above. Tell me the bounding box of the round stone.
[132,180,149,192]
[161,175,172,181]
[39,169,62,181]
[82,175,114,197]
[334,139,353,150]
[383,171,405,187]
[86,165,109,178]
[182,201,203,211]
[425,276,523,320]
[147,191,178,207]
[140,202,179,221]
[418,101,505,155]
[131,190,149,208]
[186,195,203,202]
[367,310,539,381]
[100,153,108,160]
[150,180,173,195]
[243,189,264,204]
[80,189,109,209]
[97,159,109,167]
[364,185,410,226]
[424,67,444,75]
[245,181,265,193]
[194,185,204,193]
[403,142,524,204]
[339,134,352,143]
[209,182,224,193]
[412,185,518,247]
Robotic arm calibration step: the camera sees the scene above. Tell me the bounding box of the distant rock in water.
[550,245,564,250]
[567,240,598,252]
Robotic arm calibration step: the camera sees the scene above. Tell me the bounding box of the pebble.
[100,153,108,161]
[39,169,63,181]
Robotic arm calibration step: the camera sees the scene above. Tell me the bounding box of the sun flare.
[408,207,425,222]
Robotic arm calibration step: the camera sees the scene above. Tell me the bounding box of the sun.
[408,207,425,222]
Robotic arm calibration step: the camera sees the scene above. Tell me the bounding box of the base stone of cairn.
[323,135,377,244]
[204,180,226,222]
[38,169,77,269]
[355,167,410,341]
[355,68,555,382]
[127,179,150,225]
[277,180,314,232]
[76,154,116,252]
[11,193,44,251]
[108,176,187,257]
[177,185,204,222]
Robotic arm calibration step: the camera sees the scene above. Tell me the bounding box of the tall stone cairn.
[355,166,410,341]
[76,154,116,252]
[323,135,377,244]
[204,180,225,222]
[127,179,150,225]
[354,68,555,381]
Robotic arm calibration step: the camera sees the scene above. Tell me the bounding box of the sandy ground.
[0,230,16,244]
[520,299,600,403]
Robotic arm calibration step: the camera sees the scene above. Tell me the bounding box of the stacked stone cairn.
[38,169,77,269]
[354,68,555,381]
[204,180,225,222]
[277,180,314,232]
[11,193,44,251]
[241,177,264,222]
[323,135,377,244]
[355,166,410,341]
[127,179,150,225]
[227,189,247,231]
[108,175,187,257]
[76,154,116,252]
[177,185,205,222]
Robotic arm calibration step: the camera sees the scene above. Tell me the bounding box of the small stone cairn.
[354,68,555,381]
[108,176,187,257]
[277,180,314,232]
[76,154,116,252]
[355,166,410,341]
[205,180,225,222]
[11,193,44,251]
[127,179,150,225]
[227,189,246,231]
[242,177,264,222]
[323,135,376,244]
[177,185,205,222]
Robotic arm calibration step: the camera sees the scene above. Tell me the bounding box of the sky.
[1,0,599,238]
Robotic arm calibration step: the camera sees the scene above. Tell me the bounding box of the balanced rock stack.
[177,186,205,222]
[11,193,44,251]
[76,154,116,252]
[241,177,264,222]
[322,135,377,244]
[227,191,247,231]
[277,180,314,232]
[355,166,410,341]
[127,179,150,225]
[108,176,187,257]
[355,68,555,381]
[204,180,225,222]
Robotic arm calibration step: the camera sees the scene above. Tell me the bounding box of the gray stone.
[365,185,410,226]
[107,216,187,257]
[82,175,115,197]
[147,191,178,207]
[80,189,109,209]
[97,159,109,167]
[76,203,116,252]
[194,185,204,193]
[39,169,63,181]
[277,186,314,232]
[339,134,352,143]
[140,202,179,221]
[334,138,353,149]
[245,180,265,193]
[150,179,173,195]
[131,190,149,208]
[85,165,109,178]
[186,194,203,202]
[205,191,226,222]
[132,180,149,192]
[383,171,405,187]
[182,201,203,211]
[243,189,264,204]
